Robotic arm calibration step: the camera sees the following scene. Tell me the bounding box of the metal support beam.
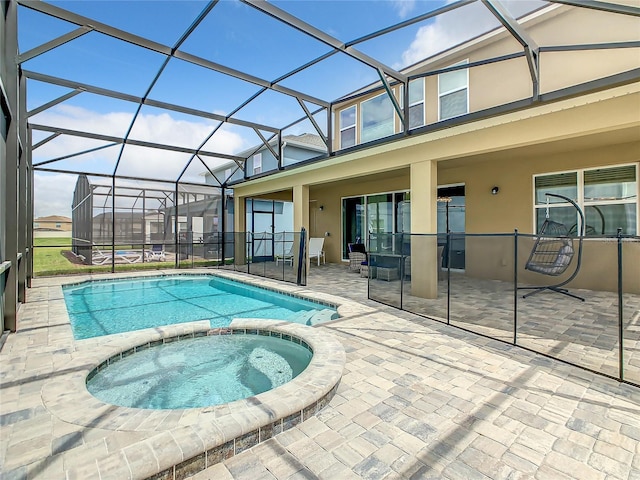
[540,41,640,52]
[242,0,407,84]
[548,0,640,17]
[29,123,245,161]
[23,70,280,133]
[296,98,328,148]
[172,50,329,108]
[18,26,93,63]
[33,142,119,167]
[3,0,19,331]
[482,0,539,99]
[32,131,60,150]
[17,0,172,55]
[347,0,477,46]
[253,128,280,162]
[27,88,83,117]
[17,68,28,304]
[377,68,405,131]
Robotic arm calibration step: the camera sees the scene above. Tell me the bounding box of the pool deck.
[1,265,640,479]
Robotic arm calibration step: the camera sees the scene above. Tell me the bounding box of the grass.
[33,237,231,277]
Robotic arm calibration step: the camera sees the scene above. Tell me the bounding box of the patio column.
[293,184,309,270]
[234,194,247,265]
[410,159,438,299]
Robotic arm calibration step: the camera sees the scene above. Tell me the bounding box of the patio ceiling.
[17,0,640,188]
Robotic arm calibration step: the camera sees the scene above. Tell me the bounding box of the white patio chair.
[308,237,326,266]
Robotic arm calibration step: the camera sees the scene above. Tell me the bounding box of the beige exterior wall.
[33,221,72,232]
[308,171,409,262]
[333,5,639,151]
[236,82,640,293]
[438,142,639,293]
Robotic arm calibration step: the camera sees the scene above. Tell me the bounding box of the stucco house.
[229,3,639,296]
[33,215,72,232]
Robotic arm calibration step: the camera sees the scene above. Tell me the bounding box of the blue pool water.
[63,275,337,339]
[87,334,312,409]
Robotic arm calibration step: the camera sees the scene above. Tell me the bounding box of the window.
[534,164,637,235]
[34,223,40,228]
[224,167,232,181]
[341,190,410,260]
[55,223,61,228]
[252,153,262,175]
[339,106,356,148]
[408,79,425,129]
[438,60,468,121]
[361,93,394,144]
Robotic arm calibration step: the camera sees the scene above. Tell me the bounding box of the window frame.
[438,60,469,121]
[533,163,638,236]
[252,153,262,175]
[339,105,357,149]
[408,78,425,129]
[340,188,410,261]
[360,91,395,144]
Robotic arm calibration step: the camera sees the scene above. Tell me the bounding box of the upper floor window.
[438,60,468,121]
[361,93,394,144]
[534,164,637,235]
[225,167,232,182]
[339,106,356,148]
[252,153,262,175]
[408,79,425,129]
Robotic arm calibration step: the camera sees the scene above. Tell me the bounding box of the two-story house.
[228,2,639,296]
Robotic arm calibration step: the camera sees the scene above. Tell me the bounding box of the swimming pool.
[87,332,313,409]
[63,274,337,339]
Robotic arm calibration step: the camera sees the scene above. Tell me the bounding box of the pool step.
[298,308,337,326]
[287,308,336,326]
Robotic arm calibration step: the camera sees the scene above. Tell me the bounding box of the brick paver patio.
[1,265,639,479]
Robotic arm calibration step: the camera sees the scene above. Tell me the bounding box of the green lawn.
[32,238,223,277]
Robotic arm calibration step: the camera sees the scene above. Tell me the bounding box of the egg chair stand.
[518,193,585,302]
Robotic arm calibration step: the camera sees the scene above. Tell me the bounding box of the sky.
[20,0,545,218]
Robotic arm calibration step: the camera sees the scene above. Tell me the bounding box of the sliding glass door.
[342,191,410,260]
[342,197,365,259]
[437,185,466,270]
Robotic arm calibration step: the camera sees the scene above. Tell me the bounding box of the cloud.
[34,172,78,218]
[397,1,545,69]
[392,0,416,19]
[31,105,251,216]
[398,2,498,68]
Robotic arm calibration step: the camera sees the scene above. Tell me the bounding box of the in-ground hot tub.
[87,330,313,409]
[42,318,345,479]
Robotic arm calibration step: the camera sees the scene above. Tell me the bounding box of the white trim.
[252,153,262,175]
[532,162,639,235]
[339,105,357,149]
[360,91,395,144]
[438,60,469,121]
[340,189,410,260]
[408,78,425,129]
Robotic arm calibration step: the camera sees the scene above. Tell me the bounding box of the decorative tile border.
[62,271,338,310]
[42,318,345,480]
[86,328,314,385]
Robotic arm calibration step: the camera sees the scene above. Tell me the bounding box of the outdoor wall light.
[491,186,500,195]
[319,205,324,211]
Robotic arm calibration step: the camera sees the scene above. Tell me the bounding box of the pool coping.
[42,319,345,480]
[34,269,364,480]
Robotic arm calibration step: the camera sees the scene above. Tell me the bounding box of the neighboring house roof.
[34,215,72,223]
[238,133,326,158]
[283,133,326,152]
[210,133,326,174]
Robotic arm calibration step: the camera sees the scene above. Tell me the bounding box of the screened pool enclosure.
[2,0,639,345]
